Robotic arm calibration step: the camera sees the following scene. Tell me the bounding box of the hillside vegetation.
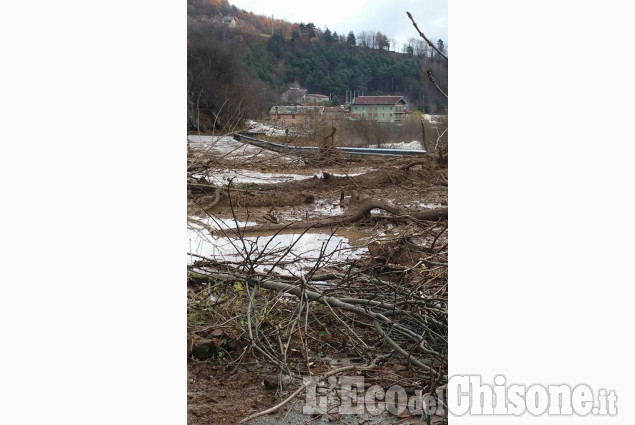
[187,0,448,132]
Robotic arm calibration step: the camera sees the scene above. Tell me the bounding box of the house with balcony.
[351,96,406,123]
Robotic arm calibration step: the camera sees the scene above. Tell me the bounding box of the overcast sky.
[230,0,448,52]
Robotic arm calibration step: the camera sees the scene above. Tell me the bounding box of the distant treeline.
[187,0,447,131]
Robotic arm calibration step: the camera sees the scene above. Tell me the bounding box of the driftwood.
[216,198,447,236]
[196,188,223,209]
[412,207,448,221]
[200,270,438,372]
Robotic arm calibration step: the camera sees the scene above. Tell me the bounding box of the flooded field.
[187,214,368,276]
[187,131,448,425]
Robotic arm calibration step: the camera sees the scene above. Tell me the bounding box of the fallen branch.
[426,70,448,100]
[198,270,439,369]
[407,12,448,61]
[413,207,448,221]
[187,217,216,235]
[373,320,433,370]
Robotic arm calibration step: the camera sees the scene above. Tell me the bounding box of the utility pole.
[271,15,274,35]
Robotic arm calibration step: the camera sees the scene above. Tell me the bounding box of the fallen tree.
[214,197,447,236]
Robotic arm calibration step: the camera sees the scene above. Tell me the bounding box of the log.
[413,207,448,221]
[215,199,446,236]
[216,198,405,235]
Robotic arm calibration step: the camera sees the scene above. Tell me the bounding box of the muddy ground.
[187,135,448,424]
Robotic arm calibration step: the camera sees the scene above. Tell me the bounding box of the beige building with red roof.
[351,96,406,123]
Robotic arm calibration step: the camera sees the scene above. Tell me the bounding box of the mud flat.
[187,134,448,425]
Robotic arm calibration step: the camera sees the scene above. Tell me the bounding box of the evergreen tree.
[268,32,285,58]
[322,28,333,43]
[346,31,356,47]
[436,39,445,54]
[306,22,317,38]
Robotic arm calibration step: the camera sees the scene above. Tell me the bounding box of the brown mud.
[187,141,448,425]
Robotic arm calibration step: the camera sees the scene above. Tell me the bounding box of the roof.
[221,16,236,22]
[269,105,324,115]
[306,93,329,98]
[352,96,405,105]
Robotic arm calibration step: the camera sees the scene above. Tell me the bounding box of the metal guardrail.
[234,133,427,157]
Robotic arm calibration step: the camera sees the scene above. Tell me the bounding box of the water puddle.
[403,201,445,209]
[205,169,315,185]
[311,199,345,217]
[188,135,299,163]
[196,168,367,186]
[188,135,259,156]
[187,215,368,276]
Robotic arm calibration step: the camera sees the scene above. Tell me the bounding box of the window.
[292,114,295,119]
[355,106,358,110]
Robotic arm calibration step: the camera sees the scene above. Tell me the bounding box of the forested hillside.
[187,0,448,131]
